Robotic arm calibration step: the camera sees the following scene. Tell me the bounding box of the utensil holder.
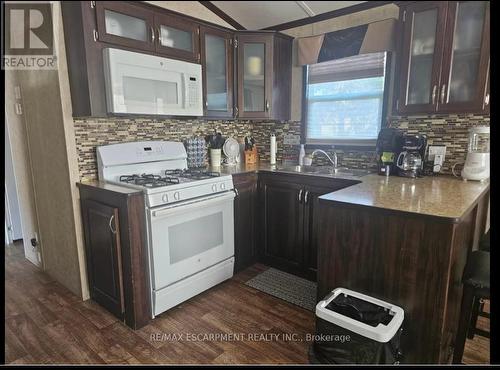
[210,148,222,166]
[245,147,258,165]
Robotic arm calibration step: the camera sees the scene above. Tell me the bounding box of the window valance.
[297,18,397,66]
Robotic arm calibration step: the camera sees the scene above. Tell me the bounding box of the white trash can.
[309,287,405,364]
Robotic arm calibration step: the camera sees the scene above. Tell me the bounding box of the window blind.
[308,52,386,84]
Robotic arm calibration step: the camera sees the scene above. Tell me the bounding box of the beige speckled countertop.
[318,174,489,222]
[210,162,490,223]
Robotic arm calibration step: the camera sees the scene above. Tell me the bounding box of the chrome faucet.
[311,149,338,168]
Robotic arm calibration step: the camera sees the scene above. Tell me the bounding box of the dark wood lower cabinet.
[260,178,305,276]
[81,199,124,319]
[302,185,337,280]
[233,173,258,273]
[316,190,490,364]
[78,182,151,329]
[258,172,359,280]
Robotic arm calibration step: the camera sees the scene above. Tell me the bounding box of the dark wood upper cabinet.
[438,1,490,113]
[200,26,234,118]
[397,1,448,114]
[236,33,292,120]
[154,13,200,62]
[62,3,292,119]
[95,1,156,52]
[81,199,124,319]
[396,1,490,114]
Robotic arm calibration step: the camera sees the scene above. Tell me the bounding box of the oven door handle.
[151,191,235,218]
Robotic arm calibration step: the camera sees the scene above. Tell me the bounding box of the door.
[154,13,200,62]
[398,2,448,114]
[95,2,155,52]
[261,178,304,275]
[237,34,273,118]
[148,192,235,290]
[438,1,490,113]
[81,199,124,319]
[233,176,257,272]
[201,26,234,118]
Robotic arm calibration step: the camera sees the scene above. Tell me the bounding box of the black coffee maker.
[376,128,403,176]
[395,134,427,178]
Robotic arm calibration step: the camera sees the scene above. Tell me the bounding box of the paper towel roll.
[270,134,276,165]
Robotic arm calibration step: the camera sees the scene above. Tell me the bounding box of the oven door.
[147,191,235,290]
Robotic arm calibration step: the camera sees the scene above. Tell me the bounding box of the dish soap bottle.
[299,144,305,165]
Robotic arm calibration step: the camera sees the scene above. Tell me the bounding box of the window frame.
[301,52,392,149]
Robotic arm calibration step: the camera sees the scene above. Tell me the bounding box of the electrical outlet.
[428,145,446,172]
[428,145,446,160]
[283,134,300,145]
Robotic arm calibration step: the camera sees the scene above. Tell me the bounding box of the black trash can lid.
[316,288,404,343]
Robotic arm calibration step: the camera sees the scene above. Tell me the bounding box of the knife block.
[244,147,258,165]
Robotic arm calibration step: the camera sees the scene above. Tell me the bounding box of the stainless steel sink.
[276,165,372,177]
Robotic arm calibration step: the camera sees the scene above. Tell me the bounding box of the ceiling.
[210,1,367,30]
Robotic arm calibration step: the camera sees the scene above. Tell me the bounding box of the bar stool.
[452,232,490,364]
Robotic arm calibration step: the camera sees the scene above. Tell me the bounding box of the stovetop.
[118,169,222,189]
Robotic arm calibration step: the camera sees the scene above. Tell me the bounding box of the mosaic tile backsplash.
[74,114,489,181]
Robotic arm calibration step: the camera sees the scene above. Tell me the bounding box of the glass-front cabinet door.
[438,1,490,113]
[237,35,272,118]
[398,2,448,114]
[200,27,233,118]
[95,2,155,52]
[154,14,199,62]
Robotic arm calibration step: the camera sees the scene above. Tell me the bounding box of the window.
[304,52,388,145]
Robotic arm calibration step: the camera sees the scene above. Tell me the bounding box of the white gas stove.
[97,141,234,207]
[97,141,235,318]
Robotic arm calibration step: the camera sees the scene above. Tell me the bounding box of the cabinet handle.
[298,189,303,203]
[431,85,437,105]
[265,100,270,111]
[109,214,116,234]
[304,190,309,204]
[440,84,447,104]
[485,93,490,106]
[234,188,239,197]
[151,27,155,43]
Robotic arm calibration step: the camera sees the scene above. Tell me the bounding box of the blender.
[461,126,490,181]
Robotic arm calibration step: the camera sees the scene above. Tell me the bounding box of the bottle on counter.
[270,133,277,165]
[299,144,305,165]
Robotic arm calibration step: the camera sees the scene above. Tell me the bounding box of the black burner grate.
[164,169,221,180]
[119,174,180,188]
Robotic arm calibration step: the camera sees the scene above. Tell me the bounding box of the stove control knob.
[162,194,168,203]
[212,184,217,192]
[220,183,226,190]
[174,192,180,201]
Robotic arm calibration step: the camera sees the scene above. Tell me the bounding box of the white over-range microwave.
[103,48,203,116]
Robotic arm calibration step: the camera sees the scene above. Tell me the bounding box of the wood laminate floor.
[4,242,490,364]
